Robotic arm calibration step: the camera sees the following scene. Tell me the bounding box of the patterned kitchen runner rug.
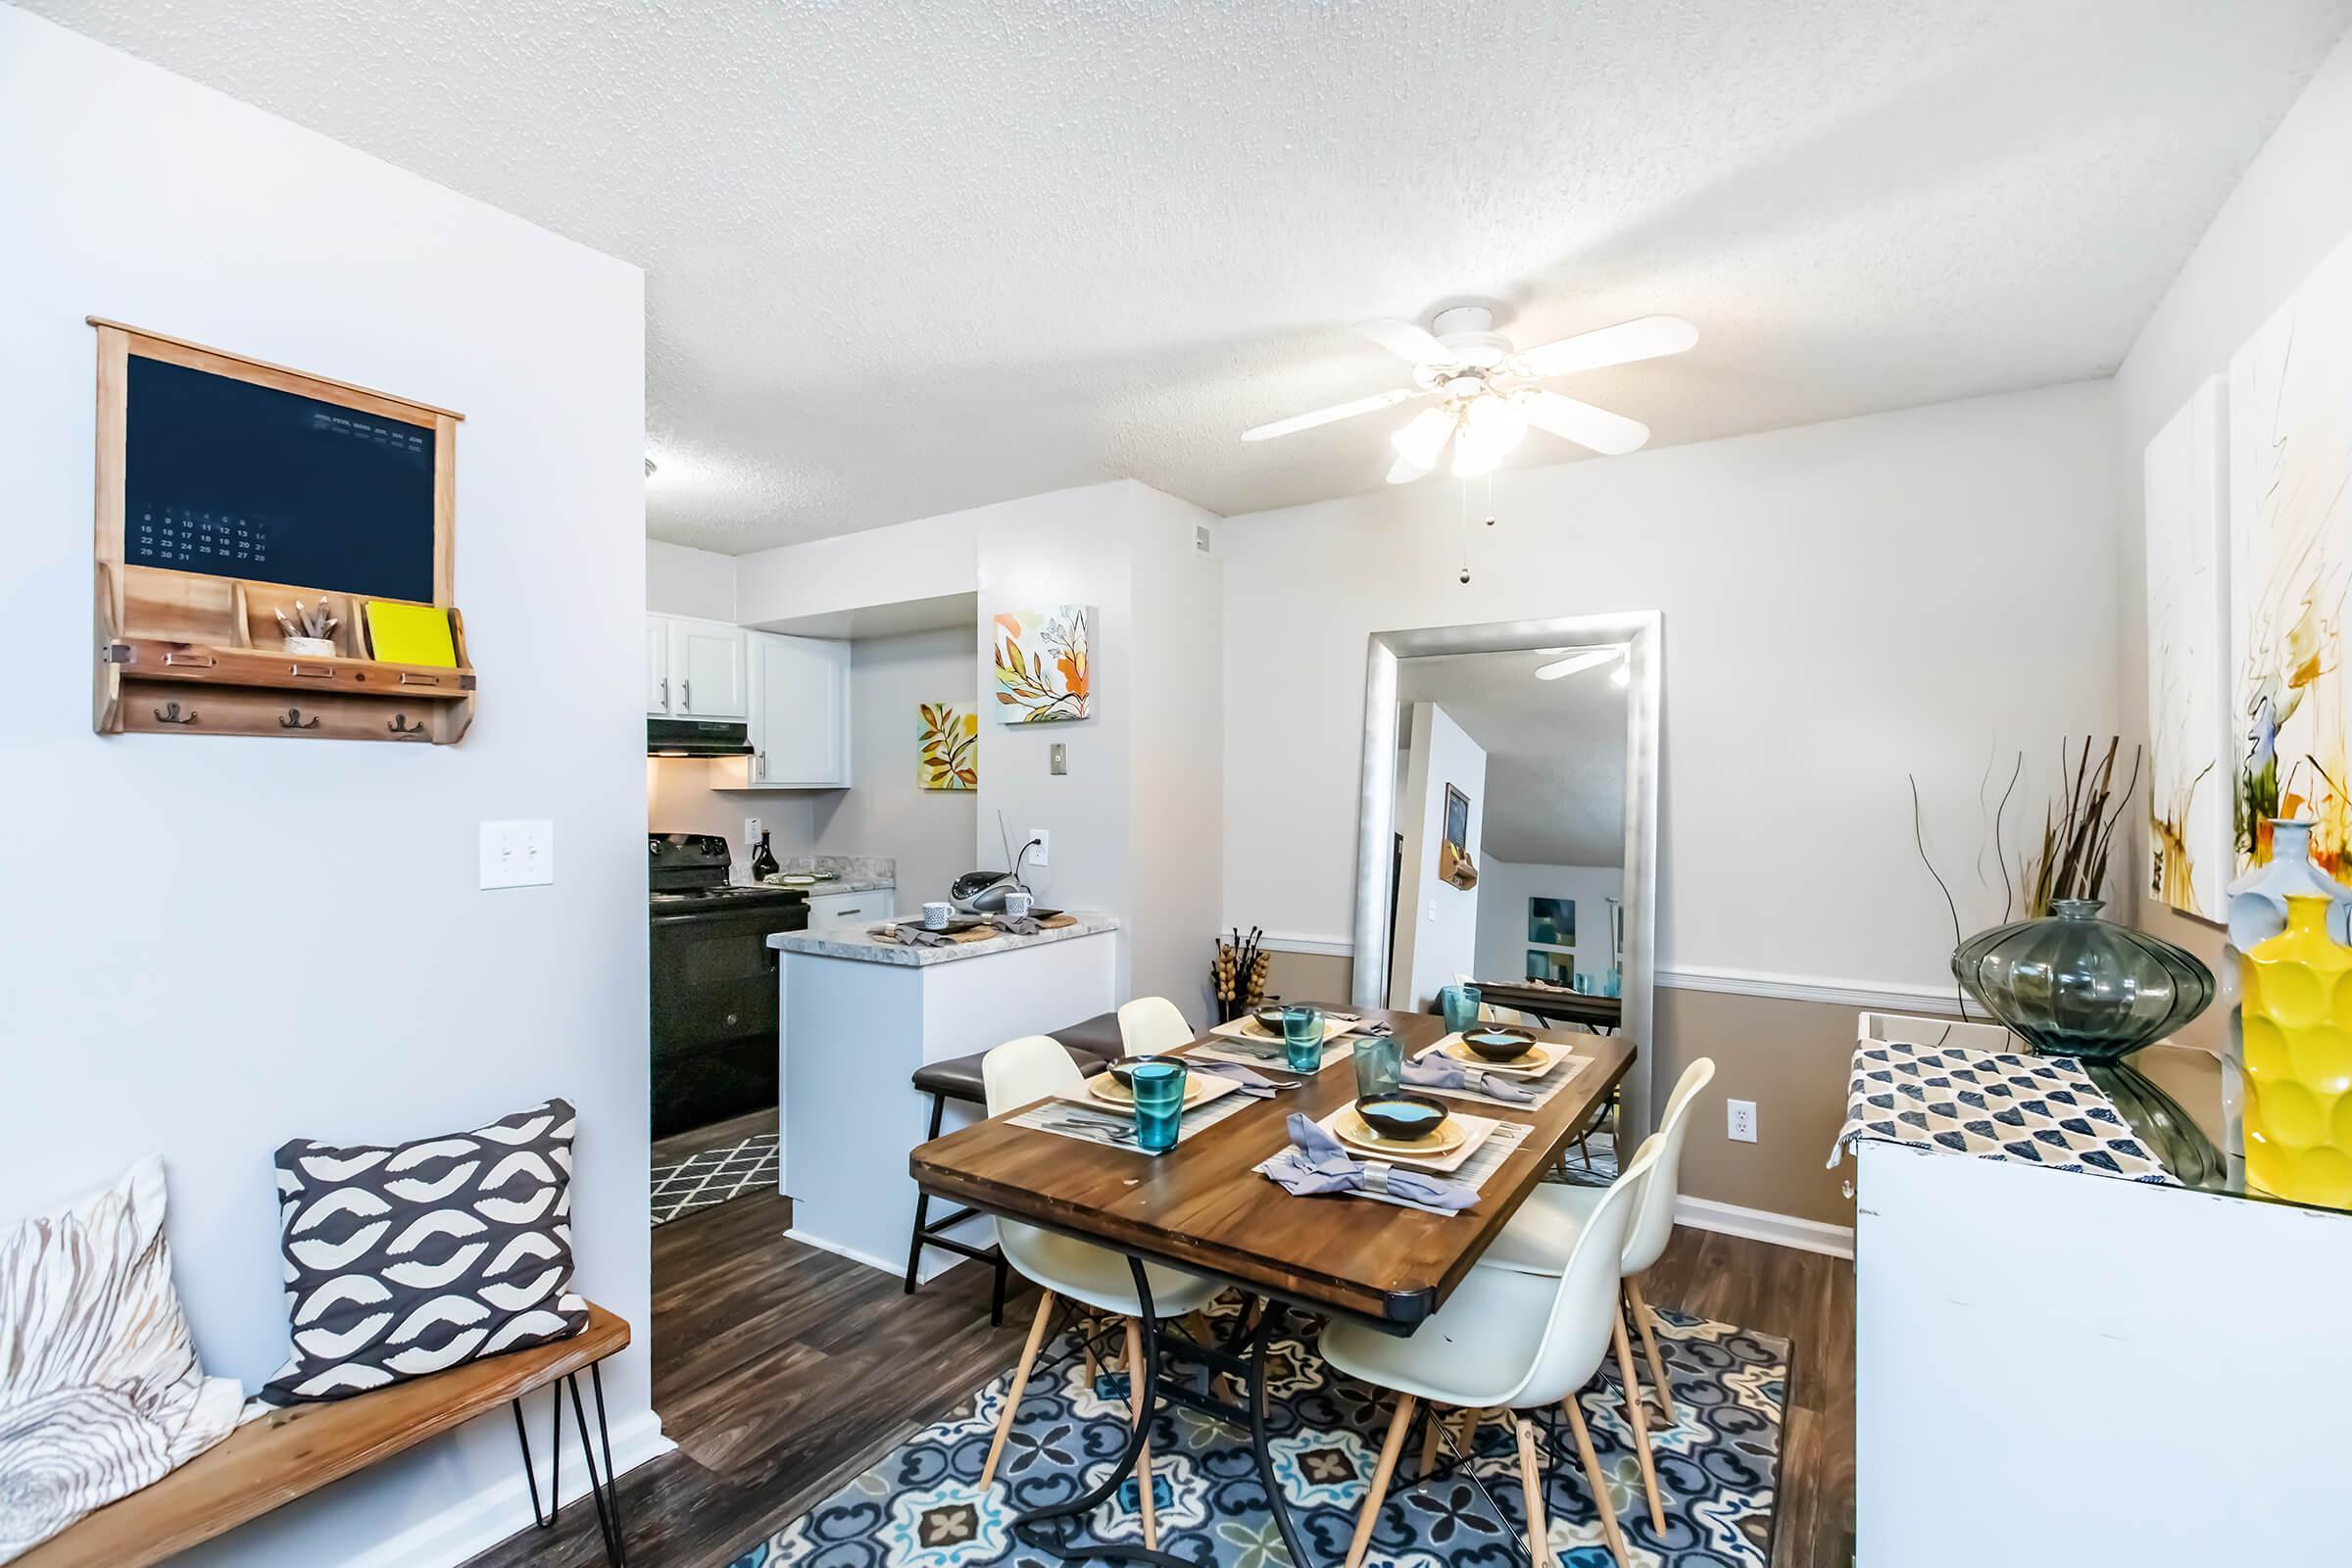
[727,1296,1786,1567]
[652,1133,779,1225]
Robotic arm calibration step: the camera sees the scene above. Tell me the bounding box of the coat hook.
[152,701,197,725]
[388,713,428,736]
[279,707,321,730]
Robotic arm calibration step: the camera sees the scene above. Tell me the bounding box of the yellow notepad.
[365,601,458,667]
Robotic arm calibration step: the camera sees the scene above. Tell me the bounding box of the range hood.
[647,717,754,758]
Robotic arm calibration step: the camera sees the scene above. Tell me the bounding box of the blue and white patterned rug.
[728,1297,1786,1568]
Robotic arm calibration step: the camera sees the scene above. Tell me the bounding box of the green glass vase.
[1952,899,2214,1062]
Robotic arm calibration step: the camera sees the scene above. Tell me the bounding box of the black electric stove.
[649,833,808,1140]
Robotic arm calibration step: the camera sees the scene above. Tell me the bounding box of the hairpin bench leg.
[510,1363,628,1565]
[509,1382,563,1529]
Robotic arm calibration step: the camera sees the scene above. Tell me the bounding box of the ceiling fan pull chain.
[1457,475,1471,585]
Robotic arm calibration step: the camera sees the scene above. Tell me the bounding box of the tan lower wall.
[1250,948,1861,1229]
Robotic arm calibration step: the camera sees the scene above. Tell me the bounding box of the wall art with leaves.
[918,703,977,790]
[992,605,1094,724]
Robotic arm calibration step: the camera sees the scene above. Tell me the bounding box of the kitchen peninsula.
[765,913,1118,1276]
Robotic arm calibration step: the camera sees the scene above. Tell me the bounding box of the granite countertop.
[766,911,1119,966]
[751,854,895,896]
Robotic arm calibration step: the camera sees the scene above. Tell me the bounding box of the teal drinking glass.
[1128,1059,1189,1152]
[1352,1031,1402,1098]
[1281,1005,1325,1072]
[1438,984,1482,1035]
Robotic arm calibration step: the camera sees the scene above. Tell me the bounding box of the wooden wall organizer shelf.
[88,319,474,744]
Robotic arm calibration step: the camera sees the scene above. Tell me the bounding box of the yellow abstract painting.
[918,703,976,790]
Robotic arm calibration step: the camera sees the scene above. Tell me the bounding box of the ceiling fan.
[1242,306,1696,482]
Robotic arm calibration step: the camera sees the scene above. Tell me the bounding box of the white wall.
[1221,380,2121,994]
[2114,25,2352,1015]
[1388,703,1487,1011]
[0,12,654,1568]
[647,538,736,621]
[804,627,979,901]
[1474,858,1624,989]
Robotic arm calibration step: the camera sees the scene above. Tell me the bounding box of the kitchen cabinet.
[645,613,748,720]
[802,887,895,929]
[717,630,852,789]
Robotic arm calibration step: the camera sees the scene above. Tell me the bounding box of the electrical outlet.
[1727,1099,1758,1144]
[479,819,555,889]
[1026,828,1051,866]
[744,815,762,847]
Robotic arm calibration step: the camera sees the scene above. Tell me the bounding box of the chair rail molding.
[1238,933,1973,1017]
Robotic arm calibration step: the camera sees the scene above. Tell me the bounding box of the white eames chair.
[972,1035,1220,1548]
[1319,1138,1664,1568]
[1115,995,1194,1056]
[1474,1055,1717,1536]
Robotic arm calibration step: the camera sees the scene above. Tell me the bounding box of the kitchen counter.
[765,910,1117,966]
[762,854,894,896]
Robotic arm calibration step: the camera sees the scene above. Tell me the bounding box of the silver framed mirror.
[1348,611,1663,1134]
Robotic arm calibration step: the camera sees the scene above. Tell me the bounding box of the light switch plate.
[1050,743,1067,775]
[480,819,555,889]
[1026,828,1051,866]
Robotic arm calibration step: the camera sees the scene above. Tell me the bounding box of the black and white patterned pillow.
[261,1099,589,1404]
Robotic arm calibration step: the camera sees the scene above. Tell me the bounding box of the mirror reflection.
[1383,642,1629,1032]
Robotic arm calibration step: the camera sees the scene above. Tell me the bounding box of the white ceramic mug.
[1004,891,1033,920]
[921,901,954,930]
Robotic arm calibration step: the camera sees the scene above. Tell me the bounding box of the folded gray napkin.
[1187,1060,1290,1097]
[988,914,1043,936]
[875,923,956,947]
[1261,1113,1479,1209]
[1401,1056,1535,1103]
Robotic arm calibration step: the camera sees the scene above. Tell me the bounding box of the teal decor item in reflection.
[1951,899,2215,1062]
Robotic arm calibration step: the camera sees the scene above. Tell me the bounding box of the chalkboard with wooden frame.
[89,318,476,744]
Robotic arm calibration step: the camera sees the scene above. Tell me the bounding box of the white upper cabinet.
[644,618,671,715]
[646,613,748,720]
[726,631,851,789]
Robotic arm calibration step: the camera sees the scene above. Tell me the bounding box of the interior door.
[645,616,672,714]
[671,619,747,718]
[751,632,848,786]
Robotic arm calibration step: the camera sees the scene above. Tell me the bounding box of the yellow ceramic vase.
[2239,893,2352,1207]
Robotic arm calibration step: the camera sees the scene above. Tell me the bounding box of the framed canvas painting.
[2230,227,2352,877]
[2143,376,2230,916]
[1528,897,1576,947]
[917,702,976,790]
[993,605,1094,723]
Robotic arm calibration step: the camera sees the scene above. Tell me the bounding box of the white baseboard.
[1676,1195,1855,1259]
[785,1225,912,1280]
[333,1408,671,1568]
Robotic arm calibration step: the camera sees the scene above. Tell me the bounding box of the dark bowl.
[1108,1053,1179,1091]
[1354,1092,1451,1141]
[1251,1004,1293,1035]
[1460,1025,1536,1063]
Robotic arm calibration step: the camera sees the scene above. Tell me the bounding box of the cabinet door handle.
[659,677,668,710]
[756,752,765,781]
[683,678,693,710]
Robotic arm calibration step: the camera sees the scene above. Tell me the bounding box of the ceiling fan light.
[1391,407,1455,469]
[1465,393,1527,450]
[1386,452,1434,485]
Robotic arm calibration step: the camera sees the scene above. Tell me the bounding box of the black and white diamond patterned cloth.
[1830,1042,2173,1184]
[261,1098,589,1404]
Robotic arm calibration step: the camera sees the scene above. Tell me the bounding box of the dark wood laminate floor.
[461,1200,1853,1568]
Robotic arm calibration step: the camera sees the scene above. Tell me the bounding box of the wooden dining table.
[910,1004,1634,1568]
[1472,979,1624,1034]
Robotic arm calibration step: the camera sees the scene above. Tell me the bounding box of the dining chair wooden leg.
[1417,1404,1444,1478]
[1514,1415,1552,1567]
[1626,1276,1676,1423]
[979,1290,1056,1490]
[1610,1308,1667,1536]
[1122,1318,1158,1549]
[1453,1405,1483,1456]
[1344,1393,1417,1568]
[1561,1393,1629,1568]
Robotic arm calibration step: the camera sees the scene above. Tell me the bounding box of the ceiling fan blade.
[1515,315,1697,378]
[1355,318,1455,366]
[1242,387,1417,442]
[1518,390,1650,456]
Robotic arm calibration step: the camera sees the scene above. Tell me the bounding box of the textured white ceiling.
[28,0,2349,551]
[1399,651,1628,867]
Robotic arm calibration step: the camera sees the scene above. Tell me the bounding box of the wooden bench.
[20,1302,633,1568]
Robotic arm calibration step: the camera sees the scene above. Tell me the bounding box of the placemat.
[1829,1040,2172,1184]
[1408,1040,1593,1109]
[1184,1034,1358,1073]
[1252,1120,1534,1215]
[1311,1102,1503,1173]
[1207,1013,1366,1046]
[1006,1086,1257,1154]
[1052,1070,1245,1115]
